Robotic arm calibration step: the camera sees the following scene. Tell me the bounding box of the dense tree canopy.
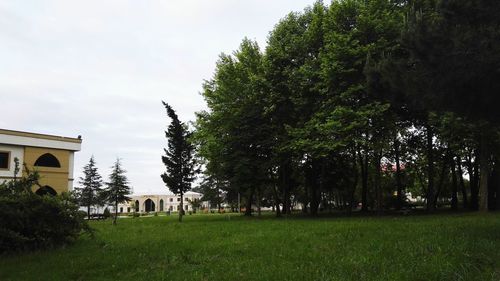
[193,0,500,216]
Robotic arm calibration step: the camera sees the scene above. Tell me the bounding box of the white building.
[117,192,208,214]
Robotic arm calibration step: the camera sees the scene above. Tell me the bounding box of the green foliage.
[101,159,132,225]
[192,0,500,214]
[103,207,111,219]
[0,214,498,280]
[0,172,90,253]
[74,156,104,219]
[161,102,196,222]
[161,102,195,195]
[194,39,270,215]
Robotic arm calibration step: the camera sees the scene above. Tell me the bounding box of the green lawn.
[1,212,499,281]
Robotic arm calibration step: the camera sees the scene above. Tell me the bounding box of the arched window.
[34,153,61,168]
[135,200,139,212]
[160,199,164,212]
[35,186,57,196]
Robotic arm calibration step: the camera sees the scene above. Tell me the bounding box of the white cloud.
[0,0,315,194]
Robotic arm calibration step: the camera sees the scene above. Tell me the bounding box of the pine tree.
[75,156,103,220]
[161,102,195,222]
[102,159,131,225]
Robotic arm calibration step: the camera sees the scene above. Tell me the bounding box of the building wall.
[0,144,24,180]
[0,129,81,194]
[68,152,75,191]
[24,147,70,194]
[0,130,81,151]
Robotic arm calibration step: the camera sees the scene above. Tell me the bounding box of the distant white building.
[116,192,208,214]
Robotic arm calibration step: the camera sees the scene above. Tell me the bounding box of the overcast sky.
[0,0,315,195]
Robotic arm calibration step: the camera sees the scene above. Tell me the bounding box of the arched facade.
[116,192,207,214]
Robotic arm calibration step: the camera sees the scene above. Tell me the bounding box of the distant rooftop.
[0,128,82,151]
[132,191,202,197]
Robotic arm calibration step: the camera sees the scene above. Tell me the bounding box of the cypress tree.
[161,102,195,222]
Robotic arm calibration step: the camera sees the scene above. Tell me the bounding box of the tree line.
[75,157,131,224]
[191,0,500,216]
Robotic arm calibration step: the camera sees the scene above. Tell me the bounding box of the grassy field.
[0,212,499,281]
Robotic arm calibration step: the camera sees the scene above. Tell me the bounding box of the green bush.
[103,208,111,219]
[0,169,91,253]
[0,192,91,253]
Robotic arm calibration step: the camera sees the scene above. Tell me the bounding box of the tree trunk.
[272,183,281,217]
[456,156,468,209]
[257,186,261,217]
[273,185,281,217]
[467,149,480,210]
[302,181,309,214]
[490,158,500,211]
[310,184,319,216]
[375,149,383,215]
[244,187,254,216]
[394,136,403,210]
[497,171,500,211]
[304,158,318,216]
[479,134,490,212]
[281,161,293,215]
[179,192,184,222]
[358,149,369,212]
[434,152,449,208]
[309,160,320,216]
[349,150,359,213]
[450,156,458,210]
[113,200,118,225]
[426,123,435,211]
[319,158,326,213]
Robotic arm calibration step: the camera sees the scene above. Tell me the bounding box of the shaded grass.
[0,212,499,281]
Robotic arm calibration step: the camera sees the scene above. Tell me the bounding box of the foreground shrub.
[103,207,111,219]
[0,170,91,253]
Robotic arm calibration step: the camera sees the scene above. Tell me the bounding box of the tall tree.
[102,159,131,225]
[378,0,500,211]
[75,156,103,220]
[192,0,499,215]
[161,102,195,222]
[194,39,270,216]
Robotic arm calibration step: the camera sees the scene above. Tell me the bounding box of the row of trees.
[75,157,131,224]
[80,100,197,224]
[192,0,500,216]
